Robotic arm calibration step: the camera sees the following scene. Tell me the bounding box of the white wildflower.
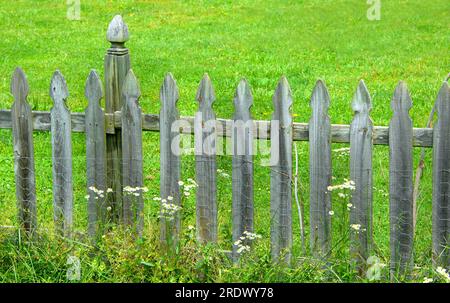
[436,267,450,282]
[350,224,361,231]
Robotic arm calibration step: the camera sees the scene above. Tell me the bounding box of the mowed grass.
[0,0,448,282]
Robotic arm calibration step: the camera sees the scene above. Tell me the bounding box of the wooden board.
[11,67,37,235]
[50,70,73,237]
[389,81,414,277]
[270,76,293,263]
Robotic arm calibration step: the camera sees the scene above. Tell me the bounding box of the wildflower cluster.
[332,147,350,159]
[350,223,366,234]
[178,178,198,197]
[87,186,111,199]
[217,169,230,178]
[87,186,115,212]
[123,186,149,197]
[233,231,262,254]
[436,266,450,282]
[327,179,356,192]
[161,199,182,221]
[328,179,356,216]
[153,195,182,221]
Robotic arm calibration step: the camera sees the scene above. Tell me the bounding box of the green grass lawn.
[0,0,449,282]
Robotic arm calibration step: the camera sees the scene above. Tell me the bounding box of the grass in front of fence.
[0,0,449,282]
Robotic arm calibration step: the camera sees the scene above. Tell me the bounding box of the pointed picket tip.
[163,72,177,88]
[50,70,69,103]
[196,73,215,107]
[445,73,449,82]
[310,79,330,110]
[122,69,141,100]
[272,76,293,127]
[273,76,292,106]
[107,15,129,43]
[11,67,29,102]
[436,81,450,110]
[161,72,179,106]
[234,79,253,106]
[85,70,103,104]
[391,81,412,112]
[352,79,372,114]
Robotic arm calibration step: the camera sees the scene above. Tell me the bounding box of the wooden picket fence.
[1,16,449,277]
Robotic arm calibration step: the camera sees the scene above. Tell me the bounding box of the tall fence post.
[11,67,37,235]
[50,70,73,237]
[232,79,254,261]
[432,80,450,269]
[194,74,217,243]
[309,80,332,257]
[121,69,144,236]
[349,80,373,273]
[389,81,414,278]
[85,70,107,239]
[270,76,293,264]
[160,73,181,247]
[104,15,131,224]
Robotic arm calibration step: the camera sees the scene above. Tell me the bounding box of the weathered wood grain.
[50,70,73,237]
[231,79,254,261]
[349,80,373,272]
[85,70,107,238]
[389,81,414,277]
[432,81,450,269]
[0,110,434,147]
[10,67,37,235]
[270,76,292,264]
[160,73,181,246]
[194,74,217,243]
[104,15,131,224]
[121,69,144,236]
[309,80,332,257]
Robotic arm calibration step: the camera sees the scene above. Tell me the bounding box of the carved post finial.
[107,15,129,45]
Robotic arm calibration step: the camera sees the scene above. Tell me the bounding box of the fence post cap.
[107,15,129,43]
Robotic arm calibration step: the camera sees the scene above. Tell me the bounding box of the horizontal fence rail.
[0,110,434,147]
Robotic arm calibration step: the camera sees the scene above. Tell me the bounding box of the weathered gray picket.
[231,79,254,261]
[160,73,181,246]
[194,74,218,243]
[104,15,131,224]
[270,77,293,263]
[85,70,107,238]
[50,70,73,237]
[11,67,37,235]
[349,80,373,272]
[121,69,144,236]
[432,81,450,268]
[309,80,332,257]
[389,82,414,277]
